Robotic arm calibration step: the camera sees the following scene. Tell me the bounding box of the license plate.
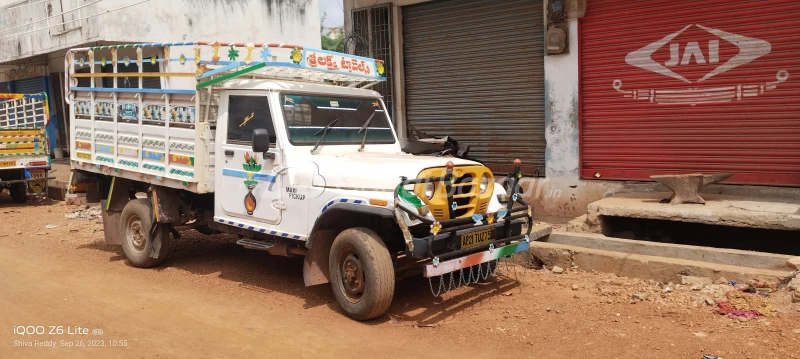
[460,228,494,249]
[28,169,46,178]
[0,160,16,168]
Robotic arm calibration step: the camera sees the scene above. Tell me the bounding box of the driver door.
[215,92,282,224]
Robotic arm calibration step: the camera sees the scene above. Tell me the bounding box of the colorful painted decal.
[143,104,166,122]
[27,169,46,194]
[95,102,114,119]
[170,106,196,124]
[290,48,303,64]
[305,50,378,78]
[320,198,365,213]
[216,218,304,240]
[260,46,271,61]
[76,141,92,150]
[95,133,114,141]
[117,103,139,121]
[74,101,92,117]
[169,154,194,166]
[95,155,114,164]
[118,159,139,168]
[243,152,260,215]
[243,43,254,65]
[118,147,139,157]
[142,163,165,172]
[211,42,221,63]
[76,152,92,160]
[142,139,166,148]
[376,61,385,76]
[95,144,114,154]
[143,150,165,162]
[430,221,442,236]
[424,241,531,277]
[227,46,239,61]
[169,168,194,178]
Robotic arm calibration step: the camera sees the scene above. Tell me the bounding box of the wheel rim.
[338,248,365,304]
[126,215,147,253]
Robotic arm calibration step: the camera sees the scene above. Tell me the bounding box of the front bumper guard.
[395,159,533,263]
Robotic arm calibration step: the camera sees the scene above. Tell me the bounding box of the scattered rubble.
[551,266,564,274]
[65,206,101,220]
[681,276,713,286]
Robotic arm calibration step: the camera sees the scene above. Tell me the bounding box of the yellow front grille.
[414,165,493,221]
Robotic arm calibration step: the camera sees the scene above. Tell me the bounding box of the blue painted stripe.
[221,168,277,183]
[214,217,306,240]
[70,87,196,95]
[354,200,363,204]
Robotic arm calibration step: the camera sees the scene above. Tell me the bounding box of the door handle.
[224,150,234,156]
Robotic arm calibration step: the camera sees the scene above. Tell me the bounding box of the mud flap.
[147,186,180,224]
[100,201,123,245]
[99,177,134,246]
[303,230,335,286]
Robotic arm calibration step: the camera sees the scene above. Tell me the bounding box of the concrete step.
[545,231,795,272]
[529,240,793,285]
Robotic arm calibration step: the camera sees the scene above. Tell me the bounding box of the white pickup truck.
[0,93,51,203]
[66,41,536,320]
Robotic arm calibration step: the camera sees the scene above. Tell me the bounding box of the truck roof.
[64,41,387,96]
[220,79,382,98]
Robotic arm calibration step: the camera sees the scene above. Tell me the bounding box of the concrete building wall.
[0,0,320,69]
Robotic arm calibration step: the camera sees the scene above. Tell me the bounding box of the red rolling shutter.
[580,0,800,186]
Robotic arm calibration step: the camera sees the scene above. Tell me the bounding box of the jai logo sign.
[613,24,789,106]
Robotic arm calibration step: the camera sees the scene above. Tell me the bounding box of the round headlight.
[479,173,490,193]
[425,181,435,199]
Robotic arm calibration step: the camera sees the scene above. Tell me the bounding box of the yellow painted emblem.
[240,112,255,127]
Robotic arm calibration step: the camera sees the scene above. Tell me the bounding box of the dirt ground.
[1,195,798,359]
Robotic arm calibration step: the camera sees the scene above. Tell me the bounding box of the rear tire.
[9,183,27,203]
[119,199,171,268]
[329,227,395,321]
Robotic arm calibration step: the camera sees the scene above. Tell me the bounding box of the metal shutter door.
[580,0,800,186]
[14,77,45,94]
[403,0,545,175]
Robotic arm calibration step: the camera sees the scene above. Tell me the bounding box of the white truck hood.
[310,153,479,191]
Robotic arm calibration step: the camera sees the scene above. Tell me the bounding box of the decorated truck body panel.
[66,41,544,321]
[0,93,51,203]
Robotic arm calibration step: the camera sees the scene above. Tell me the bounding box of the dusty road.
[1,195,798,359]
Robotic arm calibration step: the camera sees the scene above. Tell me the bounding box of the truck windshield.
[281,94,395,146]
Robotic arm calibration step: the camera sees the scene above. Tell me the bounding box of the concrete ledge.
[545,232,795,271]
[47,179,68,201]
[588,192,800,230]
[529,241,793,285]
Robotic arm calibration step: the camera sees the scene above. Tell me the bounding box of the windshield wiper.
[357,112,376,152]
[311,118,340,153]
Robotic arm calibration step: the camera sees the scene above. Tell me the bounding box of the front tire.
[329,227,395,320]
[119,199,171,267]
[9,183,27,203]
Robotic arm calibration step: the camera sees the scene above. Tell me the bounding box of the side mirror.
[252,128,270,153]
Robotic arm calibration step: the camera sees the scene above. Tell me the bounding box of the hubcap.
[339,249,365,303]
[127,216,147,253]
